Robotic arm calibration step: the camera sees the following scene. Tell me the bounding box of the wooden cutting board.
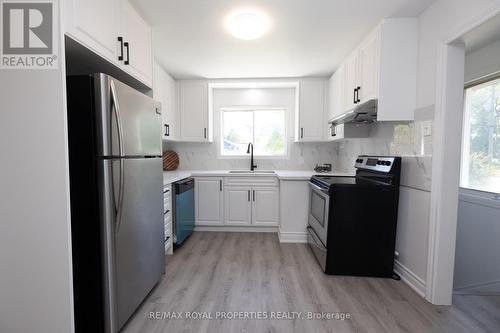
[163,150,179,171]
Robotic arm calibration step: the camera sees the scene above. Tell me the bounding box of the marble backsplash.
[165,139,337,171]
[165,106,434,191]
[334,108,434,191]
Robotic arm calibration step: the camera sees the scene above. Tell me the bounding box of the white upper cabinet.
[328,65,346,124]
[153,62,178,140]
[120,1,153,86]
[335,18,417,122]
[195,178,223,225]
[357,31,379,104]
[344,52,359,112]
[376,19,417,121]
[296,79,327,142]
[178,81,211,142]
[65,0,153,88]
[65,0,119,62]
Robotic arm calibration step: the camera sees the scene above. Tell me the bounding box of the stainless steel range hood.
[330,99,378,125]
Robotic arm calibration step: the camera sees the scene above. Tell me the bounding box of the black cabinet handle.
[248,190,250,202]
[117,37,124,61]
[353,88,356,104]
[253,190,255,202]
[300,128,304,139]
[124,42,130,65]
[204,128,207,139]
[219,180,222,192]
[164,124,170,136]
[356,86,361,103]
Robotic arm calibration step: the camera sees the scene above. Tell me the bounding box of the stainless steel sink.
[229,170,275,174]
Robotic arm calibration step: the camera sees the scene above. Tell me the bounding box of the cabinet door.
[224,187,252,225]
[297,80,326,142]
[358,32,379,103]
[154,63,178,141]
[344,52,359,112]
[195,178,223,225]
[252,187,279,226]
[120,1,153,87]
[179,81,209,142]
[328,65,346,122]
[65,0,119,62]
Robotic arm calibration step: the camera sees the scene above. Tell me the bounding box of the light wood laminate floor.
[122,232,500,333]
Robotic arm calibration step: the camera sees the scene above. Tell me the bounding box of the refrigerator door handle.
[110,80,125,232]
[110,80,125,157]
[115,159,125,233]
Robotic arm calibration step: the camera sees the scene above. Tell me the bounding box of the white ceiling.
[131,0,435,79]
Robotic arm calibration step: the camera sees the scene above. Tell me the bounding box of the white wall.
[464,38,500,82]
[454,190,500,293]
[415,0,500,302]
[0,9,74,333]
[416,0,500,108]
[168,86,337,170]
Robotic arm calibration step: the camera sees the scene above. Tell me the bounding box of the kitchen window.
[461,77,500,194]
[221,108,286,157]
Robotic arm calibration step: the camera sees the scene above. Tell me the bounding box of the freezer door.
[94,74,162,157]
[99,157,164,332]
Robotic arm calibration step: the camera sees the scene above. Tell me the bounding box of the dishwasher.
[172,178,195,247]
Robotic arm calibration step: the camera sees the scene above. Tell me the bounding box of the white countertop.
[163,170,354,184]
[163,171,192,185]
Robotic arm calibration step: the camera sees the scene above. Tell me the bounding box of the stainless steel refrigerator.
[66,74,164,333]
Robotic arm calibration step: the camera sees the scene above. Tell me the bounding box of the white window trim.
[218,106,289,159]
[460,77,500,194]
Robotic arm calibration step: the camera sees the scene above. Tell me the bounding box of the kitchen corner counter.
[164,170,354,184]
[163,171,192,185]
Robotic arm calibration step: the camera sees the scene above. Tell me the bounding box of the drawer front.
[163,184,172,211]
[224,176,278,187]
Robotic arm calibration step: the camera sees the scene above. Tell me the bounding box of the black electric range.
[307,155,402,278]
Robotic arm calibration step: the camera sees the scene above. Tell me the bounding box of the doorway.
[427,10,500,305]
[453,26,500,295]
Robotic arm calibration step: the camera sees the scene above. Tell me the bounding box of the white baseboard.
[394,260,426,298]
[454,279,500,295]
[194,226,278,233]
[278,231,308,243]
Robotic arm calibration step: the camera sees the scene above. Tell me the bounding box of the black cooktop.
[311,175,393,190]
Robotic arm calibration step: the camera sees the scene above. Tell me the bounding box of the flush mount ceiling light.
[226,10,270,40]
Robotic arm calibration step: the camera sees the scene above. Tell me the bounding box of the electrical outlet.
[422,121,432,137]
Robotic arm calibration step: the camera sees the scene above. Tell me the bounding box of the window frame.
[460,74,500,194]
[218,106,289,159]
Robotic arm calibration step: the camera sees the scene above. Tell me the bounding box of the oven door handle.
[309,182,329,197]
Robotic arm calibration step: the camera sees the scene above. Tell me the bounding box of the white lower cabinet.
[224,187,252,225]
[252,187,279,226]
[195,177,223,225]
[194,176,279,227]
